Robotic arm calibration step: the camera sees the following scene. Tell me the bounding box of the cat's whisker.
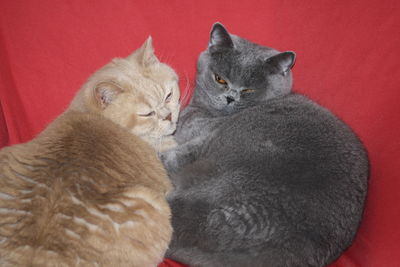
[158,52,165,62]
[160,52,168,63]
[167,53,175,65]
[160,51,171,65]
[180,71,192,106]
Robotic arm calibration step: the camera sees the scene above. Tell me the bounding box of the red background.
[1,1,400,266]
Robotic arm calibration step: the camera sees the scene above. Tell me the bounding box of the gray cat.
[162,23,369,267]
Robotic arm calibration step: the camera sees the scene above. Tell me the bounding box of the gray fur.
[162,23,369,267]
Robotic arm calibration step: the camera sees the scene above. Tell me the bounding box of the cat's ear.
[94,82,123,109]
[266,52,296,75]
[209,22,233,50]
[133,36,159,67]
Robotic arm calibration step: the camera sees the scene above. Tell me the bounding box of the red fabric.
[1,1,399,266]
[159,259,189,267]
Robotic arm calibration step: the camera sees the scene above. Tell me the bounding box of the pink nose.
[165,113,172,121]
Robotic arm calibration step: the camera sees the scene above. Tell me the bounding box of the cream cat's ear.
[130,36,159,67]
[94,82,122,109]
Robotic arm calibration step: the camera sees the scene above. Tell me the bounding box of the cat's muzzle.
[226,96,235,104]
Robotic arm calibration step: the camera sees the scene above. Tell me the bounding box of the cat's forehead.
[120,91,155,111]
[102,57,178,108]
[130,80,174,107]
[231,35,276,53]
[151,64,179,83]
[207,37,279,85]
[213,37,277,67]
[114,58,176,87]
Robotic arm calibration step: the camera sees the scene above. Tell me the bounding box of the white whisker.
[180,71,193,106]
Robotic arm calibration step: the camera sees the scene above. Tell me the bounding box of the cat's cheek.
[130,120,154,139]
[125,115,137,130]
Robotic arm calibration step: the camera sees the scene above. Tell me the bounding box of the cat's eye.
[165,92,173,103]
[138,111,155,117]
[214,74,227,85]
[241,89,256,94]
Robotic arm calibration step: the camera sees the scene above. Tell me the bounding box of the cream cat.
[0,37,179,266]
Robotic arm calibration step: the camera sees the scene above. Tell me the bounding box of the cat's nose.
[164,113,172,121]
[226,96,235,104]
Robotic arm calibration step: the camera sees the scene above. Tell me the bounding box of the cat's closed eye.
[241,89,256,94]
[165,92,172,103]
[214,74,227,85]
[138,111,155,117]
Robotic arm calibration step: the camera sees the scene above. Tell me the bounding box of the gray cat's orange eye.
[214,74,227,85]
[241,89,256,93]
[138,111,155,117]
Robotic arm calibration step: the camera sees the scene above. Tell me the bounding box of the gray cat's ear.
[134,36,159,67]
[267,52,296,75]
[94,82,123,109]
[209,22,233,49]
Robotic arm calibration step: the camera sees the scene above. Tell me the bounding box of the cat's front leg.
[160,136,204,173]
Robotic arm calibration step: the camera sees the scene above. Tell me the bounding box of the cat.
[0,36,180,267]
[162,23,369,267]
